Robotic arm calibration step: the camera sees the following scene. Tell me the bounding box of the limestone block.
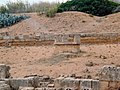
[116,67,120,81]
[17,35,24,41]
[0,35,3,40]
[10,36,15,40]
[0,83,11,90]
[74,35,80,44]
[91,80,100,90]
[80,79,100,90]
[46,88,56,90]
[54,35,63,43]
[99,65,117,81]
[40,34,45,41]
[35,88,56,90]
[0,64,10,78]
[0,79,10,85]
[54,77,65,88]
[62,35,69,43]
[55,77,80,90]
[19,87,34,90]
[35,34,40,40]
[23,35,30,40]
[9,77,34,90]
[3,36,10,40]
[34,76,51,87]
[80,79,92,89]
[35,88,45,90]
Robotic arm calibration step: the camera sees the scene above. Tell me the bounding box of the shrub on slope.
[57,0,120,16]
[0,13,30,28]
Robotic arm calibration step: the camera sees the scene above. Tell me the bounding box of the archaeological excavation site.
[0,0,120,89]
[0,31,120,90]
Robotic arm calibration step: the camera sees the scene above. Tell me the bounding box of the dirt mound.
[93,12,120,33]
[0,12,120,35]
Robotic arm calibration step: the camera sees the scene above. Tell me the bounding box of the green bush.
[46,7,58,17]
[57,0,120,16]
[0,13,30,28]
[0,6,9,13]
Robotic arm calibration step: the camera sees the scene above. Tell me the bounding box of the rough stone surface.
[55,77,81,90]
[0,83,11,90]
[18,87,34,90]
[9,77,35,90]
[80,79,100,90]
[99,65,120,81]
[0,64,10,78]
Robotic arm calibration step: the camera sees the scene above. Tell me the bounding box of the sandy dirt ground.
[0,12,120,78]
[0,44,119,78]
[0,12,120,36]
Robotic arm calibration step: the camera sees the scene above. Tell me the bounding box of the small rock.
[85,61,94,67]
[99,55,107,59]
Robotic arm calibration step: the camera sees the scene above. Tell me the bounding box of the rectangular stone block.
[0,84,11,90]
[74,35,80,44]
[55,35,63,43]
[80,79,92,89]
[55,77,80,90]
[0,64,10,78]
[92,80,100,90]
[116,67,120,81]
[19,87,34,90]
[0,35,3,40]
[99,65,118,81]
[80,79,100,90]
[33,75,53,88]
[62,35,69,43]
[9,77,34,90]
[17,35,24,41]
[35,88,45,90]
[3,36,10,40]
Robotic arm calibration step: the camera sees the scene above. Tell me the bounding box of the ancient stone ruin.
[0,64,120,90]
[0,32,119,47]
[54,34,81,54]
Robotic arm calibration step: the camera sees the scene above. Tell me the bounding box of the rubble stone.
[18,87,34,90]
[9,77,35,90]
[0,64,10,78]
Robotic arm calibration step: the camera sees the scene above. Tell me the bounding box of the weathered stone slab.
[34,76,52,87]
[3,36,10,40]
[55,77,80,90]
[18,87,34,90]
[116,67,120,81]
[99,65,119,81]
[91,80,100,90]
[74,35,80,44]
[35,88,45,90]
[62,35,69,43]
[23,35,30,40]
[9,77,34,90]
[15,35,24,41]
[0,83,11,90]
[0,64,10,78]
[80,79,100,90]
[0,35,3,40]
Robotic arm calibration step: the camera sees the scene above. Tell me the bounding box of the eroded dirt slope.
[0,12,120,36]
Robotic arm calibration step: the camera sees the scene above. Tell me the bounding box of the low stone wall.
[0,64,120,90]
[0,32,120,47]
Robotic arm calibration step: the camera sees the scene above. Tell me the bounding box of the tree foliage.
[57,0,120,16]
[0,6,9,13]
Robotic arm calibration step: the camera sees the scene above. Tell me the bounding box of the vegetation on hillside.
[0,1,59,14]
[0,13,29,28]
[57,0,120,16]
[0,0,120,18]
